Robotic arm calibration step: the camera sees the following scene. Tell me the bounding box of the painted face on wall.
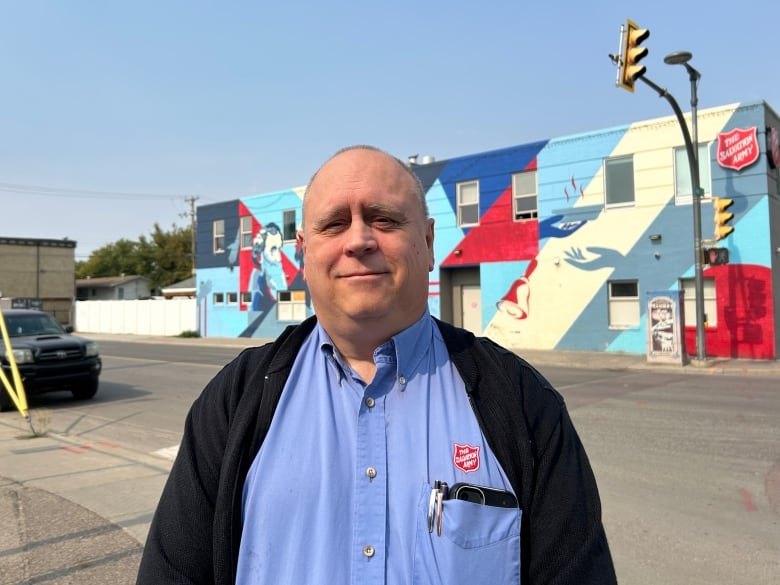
[252,223,283,268]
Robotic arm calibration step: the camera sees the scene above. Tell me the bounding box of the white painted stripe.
[153,445,180,461]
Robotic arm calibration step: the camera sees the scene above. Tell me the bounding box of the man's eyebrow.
[311,207,348,228]
[312,203,405,226]
[363,202,406,217]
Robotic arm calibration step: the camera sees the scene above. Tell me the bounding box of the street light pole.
[635,72,707,363]
[664,51,706,363]
[609,23,707,364]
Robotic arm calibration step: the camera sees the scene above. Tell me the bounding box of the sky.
[1,1,778,260]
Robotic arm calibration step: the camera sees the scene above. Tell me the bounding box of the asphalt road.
[1,339,778,585]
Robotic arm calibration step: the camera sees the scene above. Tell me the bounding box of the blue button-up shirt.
[236,311,521,584]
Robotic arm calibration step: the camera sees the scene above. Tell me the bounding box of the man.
[137,146,617,584]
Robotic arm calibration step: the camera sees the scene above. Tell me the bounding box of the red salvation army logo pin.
[453,443,480,473]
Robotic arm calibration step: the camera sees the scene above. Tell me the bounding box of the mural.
[196,101,777,358]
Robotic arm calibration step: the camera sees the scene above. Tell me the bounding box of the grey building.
[0,237,77,323]
[75,275,152,301]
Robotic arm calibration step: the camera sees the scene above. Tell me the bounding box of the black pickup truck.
[0,309,102,411]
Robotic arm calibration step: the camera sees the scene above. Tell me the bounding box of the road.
[1,340,778,585]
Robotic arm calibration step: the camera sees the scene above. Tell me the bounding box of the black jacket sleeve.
[136,320,313,585]
[135,345,272,585]
[135,361,237,584]
[525,401,616,584]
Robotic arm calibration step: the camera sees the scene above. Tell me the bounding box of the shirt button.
[399,376,407,385]
[363,545,375,558]
[366,466,377,479]
[365,397,375,408]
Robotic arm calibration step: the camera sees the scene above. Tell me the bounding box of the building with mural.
[195,100,780,360]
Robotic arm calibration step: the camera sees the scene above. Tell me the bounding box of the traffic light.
[620,19,650,93]
[713,197,735,241]
[703,247,730,266]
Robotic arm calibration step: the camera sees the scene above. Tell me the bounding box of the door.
[461,285,482,335]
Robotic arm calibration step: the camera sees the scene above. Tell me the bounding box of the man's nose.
[343,220,377,255]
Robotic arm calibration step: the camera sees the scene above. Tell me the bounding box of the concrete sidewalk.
[0,424,154,585]
[1,334,778,584]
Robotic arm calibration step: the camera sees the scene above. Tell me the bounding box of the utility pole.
[184,196,199,275]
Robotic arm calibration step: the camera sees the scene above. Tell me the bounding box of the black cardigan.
[137,317,616,584]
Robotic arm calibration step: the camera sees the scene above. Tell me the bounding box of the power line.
[0,181,188,200]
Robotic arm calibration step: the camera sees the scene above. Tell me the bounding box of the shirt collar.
[315,310,434,388]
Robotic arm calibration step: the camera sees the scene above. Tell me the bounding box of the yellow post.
[0,310,29,417]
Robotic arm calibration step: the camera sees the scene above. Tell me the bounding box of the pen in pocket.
[427,480,448,536]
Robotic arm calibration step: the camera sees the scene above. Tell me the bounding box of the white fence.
[74,299,197,336]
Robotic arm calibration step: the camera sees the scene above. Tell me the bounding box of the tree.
[75,223,192,291]
[138,223,193,290]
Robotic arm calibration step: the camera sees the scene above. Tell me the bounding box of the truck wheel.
[72,379,99,401]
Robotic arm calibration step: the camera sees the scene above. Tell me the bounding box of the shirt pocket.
[413,483,521,585]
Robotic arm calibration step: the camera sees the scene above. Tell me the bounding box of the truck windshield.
[3,314,65,337]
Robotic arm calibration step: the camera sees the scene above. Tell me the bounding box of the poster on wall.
[646,291,687,365]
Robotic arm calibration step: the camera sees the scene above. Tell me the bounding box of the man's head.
[298,145,434,343]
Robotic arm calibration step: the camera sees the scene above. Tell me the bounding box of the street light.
[664,50,707,364]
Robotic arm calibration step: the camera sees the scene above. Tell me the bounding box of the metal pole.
[638,74,706,362]
[685,65,706,362]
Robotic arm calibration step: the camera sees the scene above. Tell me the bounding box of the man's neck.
[321,312,424,384]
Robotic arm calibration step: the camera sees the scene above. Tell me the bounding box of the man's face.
[299,148,434,334]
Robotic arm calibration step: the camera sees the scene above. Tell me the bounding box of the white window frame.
[456,180,480,227]
[608,280,640,328]
[240,216,253,249]
[512,170,538,221]
[277,289,307,322]
[282,209,297,242]
[241,291,252,305]
[213,292,225,305]
[680,277,717,327]
[226,291,238,305]
[604,156,636,209]
[213,220,225,254]
[674,143,712,204]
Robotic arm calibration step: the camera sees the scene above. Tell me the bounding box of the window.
[213,292,225,305]
[226,292,238,305]
[680,277,717,327]
[241,291,252,304]
[240,216,253,249]
[283,209,297,241]
[457,180,480,227]
[604,156,635,208]
[512,171,538,221]
[608,280,640,327]
[277,290,307,321]
[674,143,711,203]
[213,220,225,253]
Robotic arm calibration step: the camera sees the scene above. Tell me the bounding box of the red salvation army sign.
[717,127,759,171]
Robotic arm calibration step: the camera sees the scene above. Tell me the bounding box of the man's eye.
[322,220,347,232]
[373,217,398,227]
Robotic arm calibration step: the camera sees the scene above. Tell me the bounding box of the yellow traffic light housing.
[713,197,735,241]
[620,19,650,93]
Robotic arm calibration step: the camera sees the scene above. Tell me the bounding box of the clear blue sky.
[1,1,777,260]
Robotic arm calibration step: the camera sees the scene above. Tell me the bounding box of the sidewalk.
[1,334,778,584]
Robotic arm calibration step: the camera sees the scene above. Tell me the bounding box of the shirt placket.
[351,356,393,584]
